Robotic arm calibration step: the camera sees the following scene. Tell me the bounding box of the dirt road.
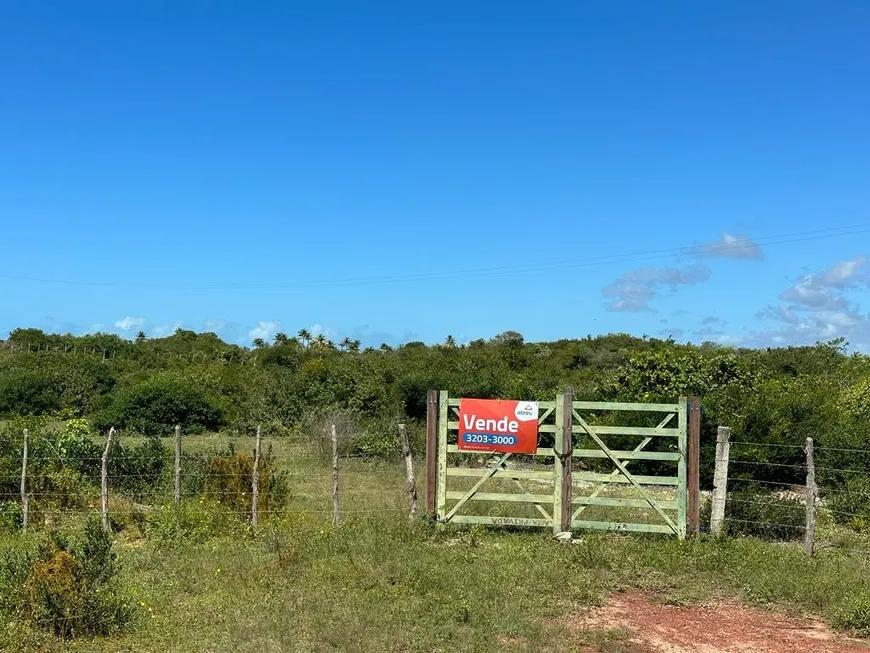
[572,591,870,653]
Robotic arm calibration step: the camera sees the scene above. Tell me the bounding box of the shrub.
[55,420,102,478]
[21,517,133,638]
[34,467,94,512]
[145,500,246,547]
[352,427,399,457]
[721,489,805,540]
[0,536,37,616]
[826,476,870,531]
[110,436,169,500]
[833,593,870,637]
[0,502,22,533]
[297,409,359,459]
[0,372,62,416]
[203,450,257,515]
[93,376,222,436]
[201,445,287,521]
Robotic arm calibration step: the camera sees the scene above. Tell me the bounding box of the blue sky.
[2,2,869,348]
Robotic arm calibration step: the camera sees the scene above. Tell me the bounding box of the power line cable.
[1,223,868,290]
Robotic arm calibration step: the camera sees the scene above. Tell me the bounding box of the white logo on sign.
[514,401,539,422]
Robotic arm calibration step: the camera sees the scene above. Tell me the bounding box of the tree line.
[1,326,869,487]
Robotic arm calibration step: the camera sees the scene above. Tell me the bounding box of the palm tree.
[350,339,361,353]
[313,334,328,350]
[274,332,289,345]
[297,328,312,348]
[444,335,457,348]
[252,338,266,349]
[135,330,147,344]
[379,343,392,352]
[339,336,352,352]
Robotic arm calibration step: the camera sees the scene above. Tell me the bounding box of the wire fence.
[711,434,870,557]
[7,422,870,560]
[2,425,424,536]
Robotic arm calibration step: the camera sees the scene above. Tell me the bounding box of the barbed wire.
[722,517,806,530]
[729,478,803,488]
[731,459,807,470]
[730,458,870,477]
[733,441,870,455]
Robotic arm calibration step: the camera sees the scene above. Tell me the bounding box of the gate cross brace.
[572,413,674,521]
[444,403,556,523]
[509,477,551,520]
[574,415,679,534]
[443,453,512,522]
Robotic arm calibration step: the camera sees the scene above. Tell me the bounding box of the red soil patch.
[570,591,870,653]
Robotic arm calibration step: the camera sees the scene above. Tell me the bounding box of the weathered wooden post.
[331,423,340,526]
[425,390,438,517]
[687,396,701,537]
[398,423,418,519]
[805,437,817,556]
[559,388,574,534]
[101,427,115,533]
[174,424,182,506]
[20,428,29,532]
[251,425,262,528]
[709,426,731,536]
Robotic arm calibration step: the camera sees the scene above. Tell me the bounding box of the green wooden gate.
[430,391,690,539]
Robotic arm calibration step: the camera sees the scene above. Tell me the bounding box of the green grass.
[5,435,870,652]
[6,519,870,652]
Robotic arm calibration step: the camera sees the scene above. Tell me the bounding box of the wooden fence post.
[425,390,438,517]
[20,428,29,533]
[560,388,574,534]
[174,424,182,506]
[805,437,817,556]
[331,423,340,526]
[709,426,731,537]
[251,425,262,528]
[398,423,418,519]
[101,427,115,533]
[688,396,701,537]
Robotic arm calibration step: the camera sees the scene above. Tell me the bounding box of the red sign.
[458,399,539,454]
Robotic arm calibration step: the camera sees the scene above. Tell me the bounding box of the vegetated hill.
[1,327,868,485]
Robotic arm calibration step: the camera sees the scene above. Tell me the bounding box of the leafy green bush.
[826,476,870,531]
[352,427,399,457]
[721,489,805,540]
[0,502,22,533]
[11,517,134,638]
[833,593,870,637]
[0,372,62,417]
[145,500,244,547]
[110,436,169,500]
[93,376,223,436]
[0,535,37,617]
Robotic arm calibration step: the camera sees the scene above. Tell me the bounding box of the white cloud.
[602,264,711,312]
[750,255,870,348]
[151,322,183,338]
[249,320,281,342]
[114,316,145,331]
[201,318,247,344]
[694,233,763,260]
[203,318,228,332]
[607,298,654,313]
